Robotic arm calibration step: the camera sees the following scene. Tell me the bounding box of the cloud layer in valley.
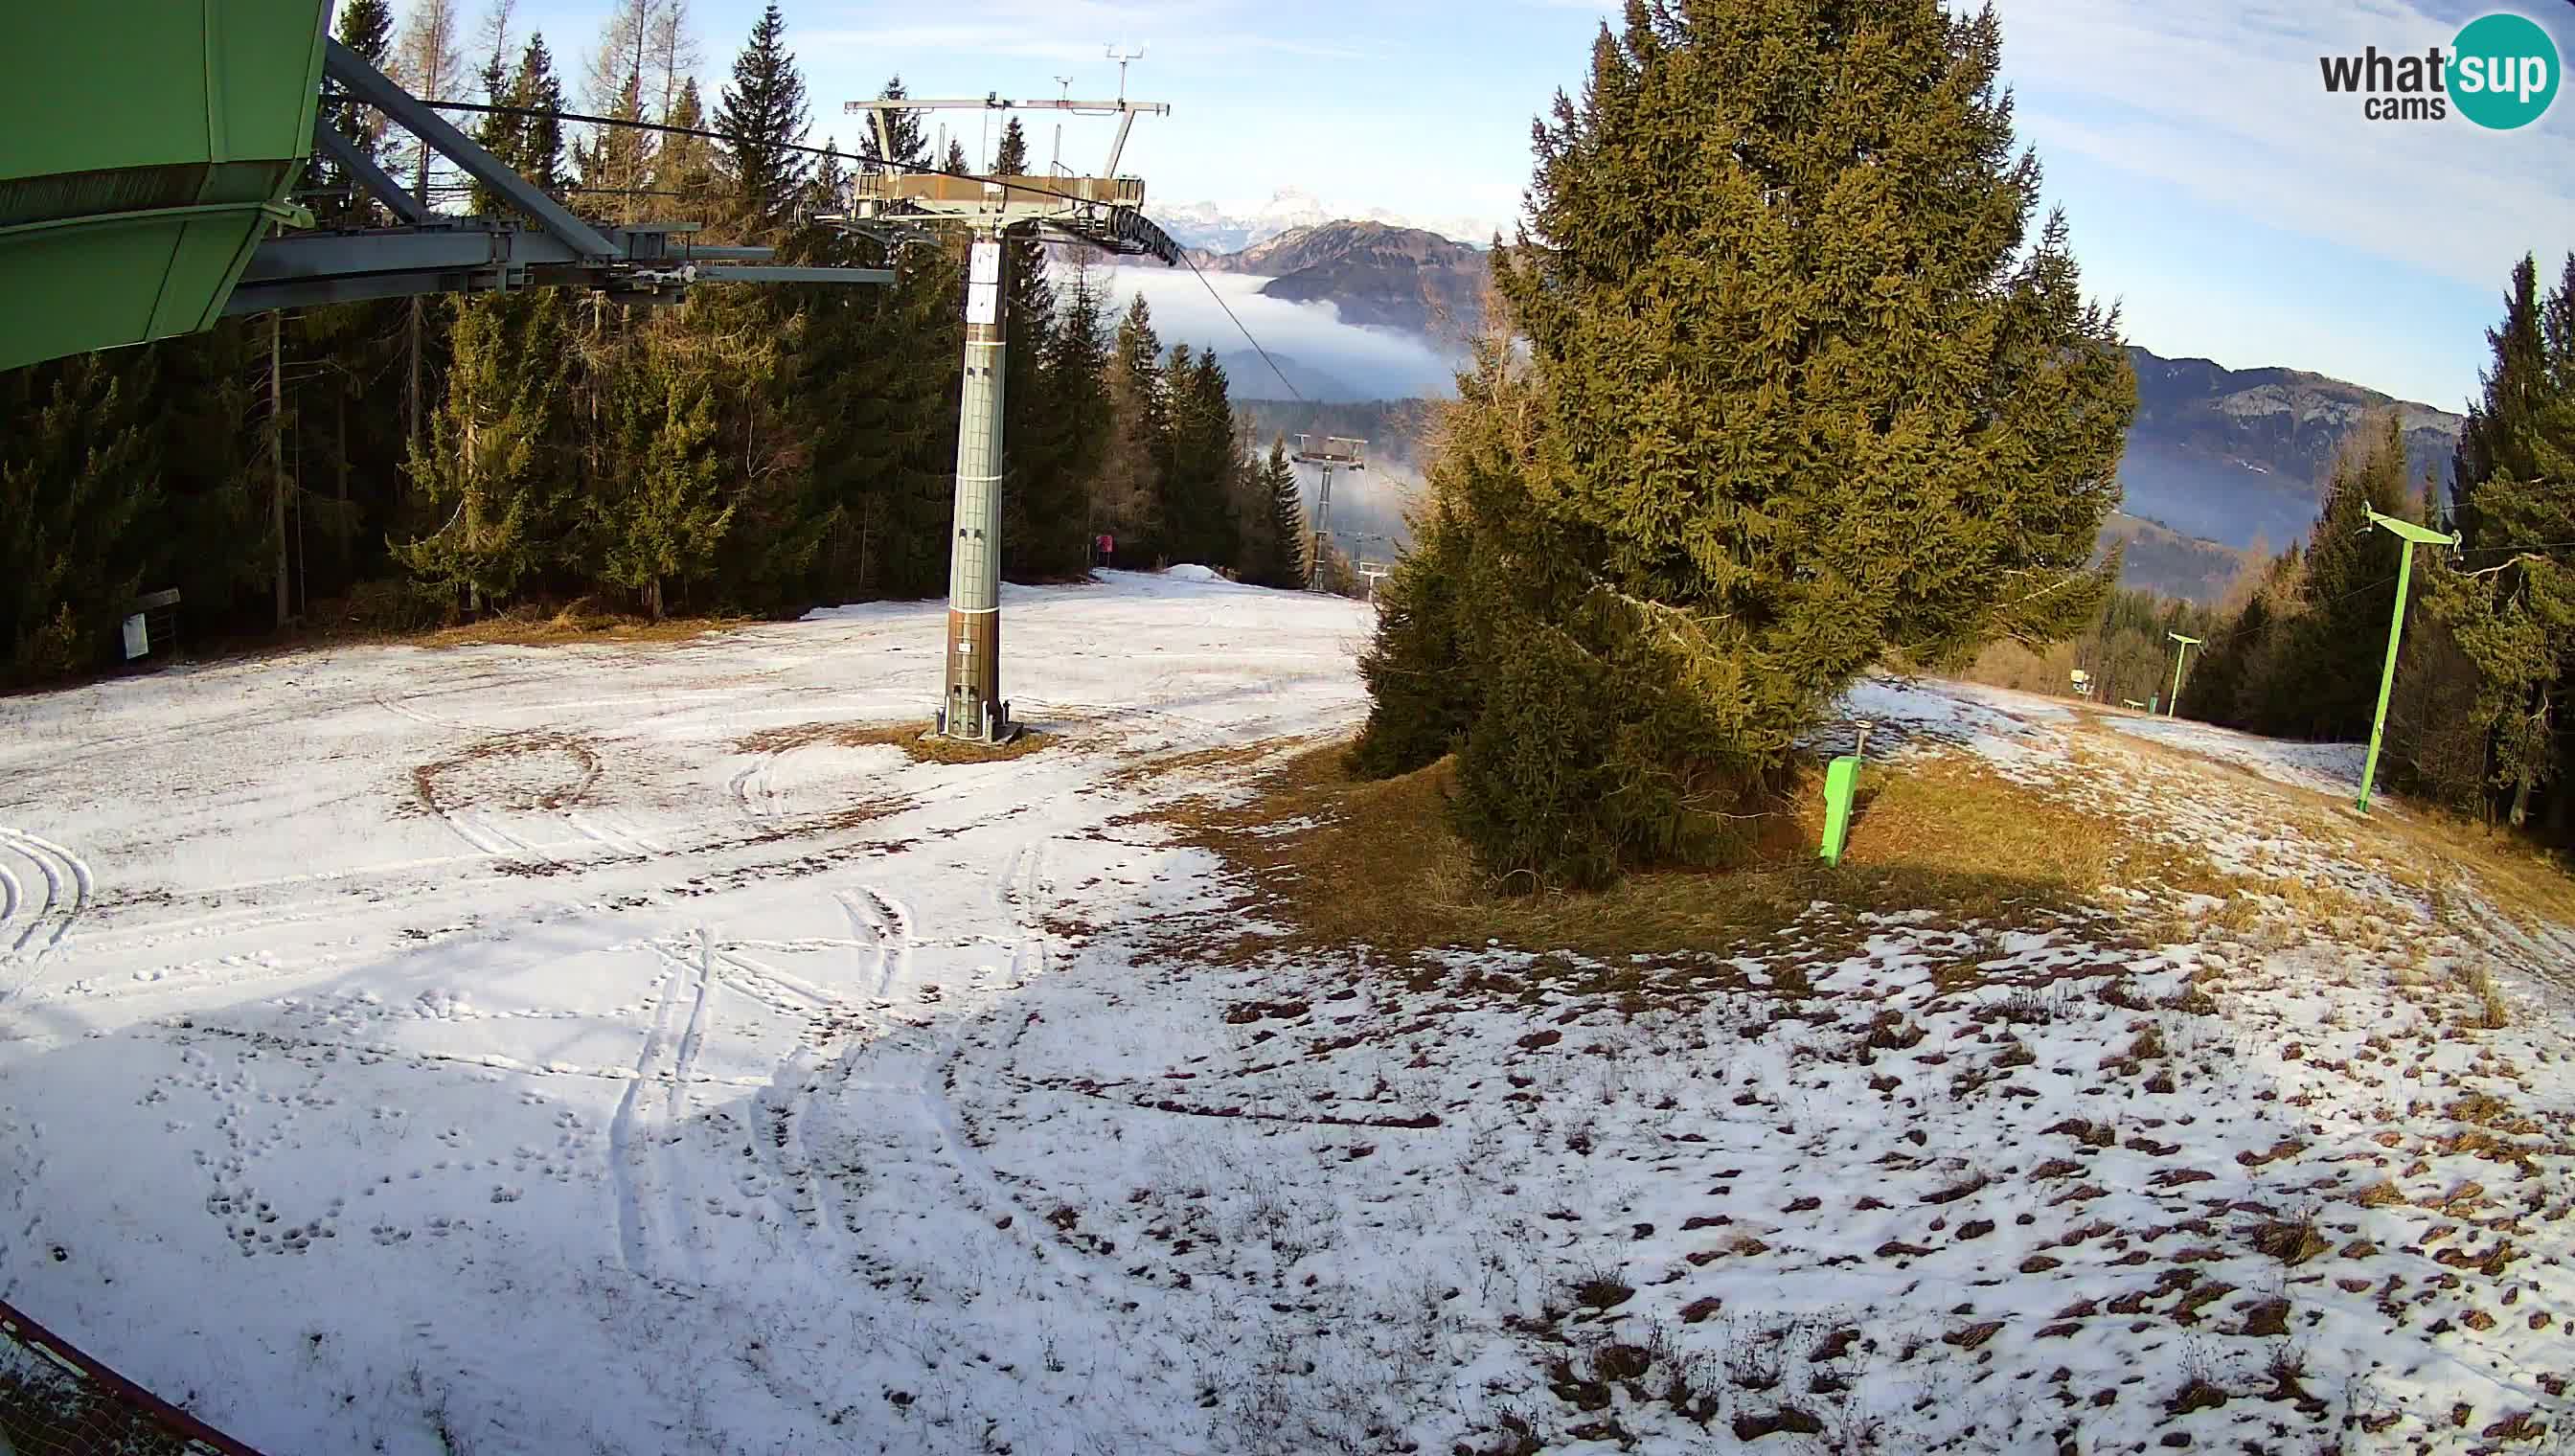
[1074,265,1465,401]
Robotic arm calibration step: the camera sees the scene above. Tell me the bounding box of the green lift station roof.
[2,2,330,374]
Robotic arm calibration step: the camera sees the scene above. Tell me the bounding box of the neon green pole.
[2356,510,2461,815]
[2165,632,2200,718]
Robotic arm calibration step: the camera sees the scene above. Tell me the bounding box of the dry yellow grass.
[738,721,1059,765]
[411,607,749,649]
[2065,711,2575,950]
[1139,739,2246,975]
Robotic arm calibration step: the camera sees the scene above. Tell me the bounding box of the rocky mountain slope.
[1191,218,2467,586]
[1154,188,1502,253]
[2120,349,2463,549]
[1183,221,1489,339]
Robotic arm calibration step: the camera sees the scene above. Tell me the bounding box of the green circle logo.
[2450,12,2560,129]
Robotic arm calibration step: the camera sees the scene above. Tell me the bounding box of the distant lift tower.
[1289,436,1367,590]
[844,89,1182,744]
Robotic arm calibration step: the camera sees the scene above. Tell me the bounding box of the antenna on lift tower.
[1051,77,1077,173]
[1107,42,1145,103]
[843,81,1181,745]
[1290,436,1367,592]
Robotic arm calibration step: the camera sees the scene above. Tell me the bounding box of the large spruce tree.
[317,0,398,227]
[1356,0,2135,889]
[714,3,811,241]
[1248,437,1304,588]
[2425,253,2575,833]
[2245,414,2412,740]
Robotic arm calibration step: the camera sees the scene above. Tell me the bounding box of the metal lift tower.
[1289,436,1366,591]
[844,87,1182,744]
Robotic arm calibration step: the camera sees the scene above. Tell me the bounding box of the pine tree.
[318,0,398,226]
[470,34,567,216]
[1253,436,1309,587]
[0,353,161,681]
[714,3,811,241]
[857,76,928,173]
[510,35,569,197]
[599,350,733,618]
[2426,252,2575,833]
[1100,294,1168,559]
[1354,0,2135,888]
[2247,413,2412,739]
[397,292,575,605]
[576,4,655,227]
[1043,263,1115,561]
[653,80,720,218]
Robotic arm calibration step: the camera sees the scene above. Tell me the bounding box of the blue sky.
[482,0,2575,409]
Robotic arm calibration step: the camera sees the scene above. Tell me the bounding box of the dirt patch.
[412,733,601,814]
[737,721,1059,766]
[1130,739,2226,990]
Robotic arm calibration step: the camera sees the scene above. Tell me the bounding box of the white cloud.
[1079,265,1464,399]
[1990,0,2574,288]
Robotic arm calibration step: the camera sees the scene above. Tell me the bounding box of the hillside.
[2098,511,2254,604]
[1185,221,1488,340]
[1153,189,1503,253]
[2122,349,2464,549]
[4,572,2569,1455]
[1190,223,2465,554]
[1236,403,2259,605]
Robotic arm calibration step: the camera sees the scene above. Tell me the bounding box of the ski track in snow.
[3,574,2570,1456]
[0,825,92,995]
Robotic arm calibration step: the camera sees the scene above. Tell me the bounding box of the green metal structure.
[2165,632,2200,718]
[2355,510,2461,815]
[1818,723,1869,867]
[3,3,330,374]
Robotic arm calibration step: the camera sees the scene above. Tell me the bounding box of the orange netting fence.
[0,1296,264,1456]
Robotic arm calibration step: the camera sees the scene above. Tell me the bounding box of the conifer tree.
[857,77,928,173]
[714,3,811,241]
[398,291,575,605]
[653,80,720,217]
[599,353,733,619]
[1101,294,1169,558]
[0,354,160,679]
[1253,436,1309,587]
[576,7,654,226]
[1157,344,1243,565]
[510,35,569,197]
[318,0,398,226]
[2243,414,2412,739]
[1044,264,1115,543]
[2426,253,2575,833]
[1354,0,2134,888]
[989,119,1079,580]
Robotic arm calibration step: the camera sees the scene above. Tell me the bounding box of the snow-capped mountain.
[1151,187,1505,252]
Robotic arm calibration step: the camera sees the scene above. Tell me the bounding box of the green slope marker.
[2355,510,2460,815]
[2165,632,2201,717]
[1819,723,1869,867]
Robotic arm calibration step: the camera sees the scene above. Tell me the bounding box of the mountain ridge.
[1179,216,2468,595]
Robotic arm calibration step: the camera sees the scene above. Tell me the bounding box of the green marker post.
[2165,632,2201,718]
[1819,721,1869,867]
[2355,510,2461,815]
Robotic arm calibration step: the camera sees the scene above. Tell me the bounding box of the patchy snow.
[2100,713,2372,800]
[1813,675,2066,774]
[0,577,2569,1456]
